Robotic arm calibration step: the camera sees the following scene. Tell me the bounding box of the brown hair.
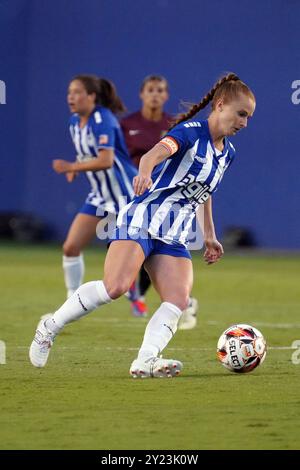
[169,72,255,129]
[71,74,126,115]
[140,74,169,92]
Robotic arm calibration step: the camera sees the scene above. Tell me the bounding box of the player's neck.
[141,106,163,122]
[79,105,96,128]
[207,115,225,151]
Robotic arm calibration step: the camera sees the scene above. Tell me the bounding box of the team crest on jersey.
[99,134,109,145]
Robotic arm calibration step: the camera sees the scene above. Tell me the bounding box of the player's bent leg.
[103,240,145,299]
[29,240,145,368]
[29,280,112,368]
[129,255,193,378]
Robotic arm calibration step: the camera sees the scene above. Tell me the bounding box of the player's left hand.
[52,159,73,174]
[203,238,224,265]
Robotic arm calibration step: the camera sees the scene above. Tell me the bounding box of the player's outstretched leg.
[29,280,112,367]
[129,301,183,378]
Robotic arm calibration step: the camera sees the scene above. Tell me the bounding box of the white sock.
[63,255,84,298]
[46,281,111,334]
[137,302,182,360]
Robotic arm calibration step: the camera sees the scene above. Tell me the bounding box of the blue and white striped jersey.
[70,106,136,214]
[117,119,236,246]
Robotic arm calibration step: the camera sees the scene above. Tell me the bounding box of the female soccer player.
[52,75,136,299]
[30,72,256,378]
[121,75,199,327]
[121,75,171,317]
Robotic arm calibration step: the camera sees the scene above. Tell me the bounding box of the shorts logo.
[99,134,109,145]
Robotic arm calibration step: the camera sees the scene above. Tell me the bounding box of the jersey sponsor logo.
[177,173,210,205]
[99,134,109,145]
[128,129,141,136]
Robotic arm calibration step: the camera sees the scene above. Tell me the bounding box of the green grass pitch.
[1,243,300,450]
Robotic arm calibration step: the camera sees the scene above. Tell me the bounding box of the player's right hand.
[133,175,153,196]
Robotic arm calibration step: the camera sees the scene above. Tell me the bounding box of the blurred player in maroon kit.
[121,75,171,168]
[121,75,198,328]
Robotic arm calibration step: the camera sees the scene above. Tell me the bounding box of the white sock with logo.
[137,302,182,360]
[63,255,84,298]
[45,281,112,334]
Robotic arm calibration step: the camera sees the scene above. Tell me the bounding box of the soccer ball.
[217,324,267,373]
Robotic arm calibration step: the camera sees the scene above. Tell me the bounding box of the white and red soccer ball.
[217,324,267,373]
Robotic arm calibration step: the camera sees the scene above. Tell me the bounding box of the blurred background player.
[121,75,198,328]
[52,75,136,300]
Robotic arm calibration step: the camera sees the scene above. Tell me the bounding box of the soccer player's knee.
[106,281,130,300]
[63,241,80,257]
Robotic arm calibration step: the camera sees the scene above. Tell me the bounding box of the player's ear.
[89,91,97,104]
[215,98,224,112]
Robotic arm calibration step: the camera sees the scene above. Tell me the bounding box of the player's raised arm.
[133,138,178,195]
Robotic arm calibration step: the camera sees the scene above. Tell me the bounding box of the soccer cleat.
[178,297,199,330]
[130,356,183,378]
[131,298,148,318]
[40,312,53,322]
[29,319,56,368]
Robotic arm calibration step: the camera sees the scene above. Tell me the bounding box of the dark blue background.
[0,0,299,248]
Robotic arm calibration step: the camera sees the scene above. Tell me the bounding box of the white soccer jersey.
[70,106,136,214]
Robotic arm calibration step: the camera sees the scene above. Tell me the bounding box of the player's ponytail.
[169,73,254,130]
[98,78,126,115]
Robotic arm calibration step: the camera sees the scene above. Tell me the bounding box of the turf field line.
[89,317,300,329]
[16,345,298,351]
[89,318,300,329]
